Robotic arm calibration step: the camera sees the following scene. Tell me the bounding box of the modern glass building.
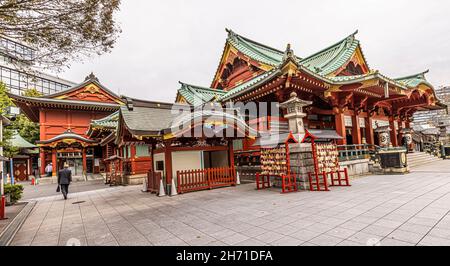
[412,86,450,128]
[0,36,76,95]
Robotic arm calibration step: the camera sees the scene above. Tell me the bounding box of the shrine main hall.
[176,29,444,149]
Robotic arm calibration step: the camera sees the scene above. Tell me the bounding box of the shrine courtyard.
[10,160,450,246]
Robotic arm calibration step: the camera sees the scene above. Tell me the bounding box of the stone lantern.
[374,125,391,148]
[279,92,313,134]
[400,128,413,146]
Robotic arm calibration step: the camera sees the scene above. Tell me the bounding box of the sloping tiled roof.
[178,82,226,106]
[90,111,119,129]
[395,70,433,88]
[11,131,36,148]
[299,31,365,76]
[219,70,280,101]
[120,102,181,136]
[226,29,285,67]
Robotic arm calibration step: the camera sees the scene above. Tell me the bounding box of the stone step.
[407,152,441,168]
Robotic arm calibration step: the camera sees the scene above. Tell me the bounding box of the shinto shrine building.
[176,29,444,151]
[8,29,445,190]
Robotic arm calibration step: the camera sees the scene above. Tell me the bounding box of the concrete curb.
[0,201,36,246]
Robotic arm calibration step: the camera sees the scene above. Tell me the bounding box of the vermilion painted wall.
[39,108,112,140]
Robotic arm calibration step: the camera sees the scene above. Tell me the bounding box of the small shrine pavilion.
[8,74,122,180]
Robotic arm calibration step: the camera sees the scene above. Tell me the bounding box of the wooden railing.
[177,167,236,194]
[147,170,162,194]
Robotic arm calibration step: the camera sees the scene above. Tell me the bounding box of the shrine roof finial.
[85,72,99,82]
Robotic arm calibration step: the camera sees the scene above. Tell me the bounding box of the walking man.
[58,162,72,200]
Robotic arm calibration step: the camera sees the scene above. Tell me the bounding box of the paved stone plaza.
[10,160,450,246]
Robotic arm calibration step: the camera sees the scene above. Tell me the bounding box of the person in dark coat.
[58,162,72,200]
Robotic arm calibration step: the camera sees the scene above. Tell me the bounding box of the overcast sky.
[59,0,450,102]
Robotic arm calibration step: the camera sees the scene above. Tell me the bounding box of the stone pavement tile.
[240,227,267,238]
[152,236,188,246]
[290,229,322,242]
[221,233,250,245]
[339,220,370,231]
[360,225,395,237]
[320,217,347,227]
[418,235,450,246]
[177,230,208,242]
[309,234,344,246]
[234,238,266,246]
[382,213,412,223]
[336,240,364,246]
[408,216,440,227]
[270,236,305,246]
[350,215,379,225]
[306,223,336,234]
[230,223,254,233]
[326,227,357,239]
[271,224,299,236]
[372,219,404,229]
[207,240,228,246]
[118,237,152,246]
[398,223,432,235]
[259,221,282,231]
[299,242,319,246]
[254,231,285,244]
[380,238,415,246]
[346,232,382,245]
[427,227,450,239]
[289,219,315,229]
[87,233,117,246]
[209,228,237,239]
[386,230,424,244]
[246,217,272,226]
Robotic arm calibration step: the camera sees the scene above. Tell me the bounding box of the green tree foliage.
[0,0,121,70]
[11,88,42,144]
[0,82,18,157]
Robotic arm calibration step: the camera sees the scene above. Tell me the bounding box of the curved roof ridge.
[395,70,430,81]
[300,30,359,63]
[299,30,365,76]
[226,29,284,66]
[226,28,285,55]
[179,81,226,94]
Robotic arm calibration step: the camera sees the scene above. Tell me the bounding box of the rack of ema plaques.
[255,133,298,193]
[301,129,350,191]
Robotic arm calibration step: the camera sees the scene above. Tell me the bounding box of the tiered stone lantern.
[279,92,312,134]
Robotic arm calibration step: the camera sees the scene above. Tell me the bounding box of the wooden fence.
[177,167,236,194]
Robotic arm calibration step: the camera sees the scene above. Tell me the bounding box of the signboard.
[372,120,389,129]
[344,116,353,127]
[359,117,366,128]
[94,159,100,167]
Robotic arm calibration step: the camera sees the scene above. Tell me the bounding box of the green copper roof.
[219,70,279,101]
[91,111,119,129]
[300,31,365,76]
[395,70,433,88]
[226,29,285,67]
[178,82,226,106]
[11,131,36,148]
